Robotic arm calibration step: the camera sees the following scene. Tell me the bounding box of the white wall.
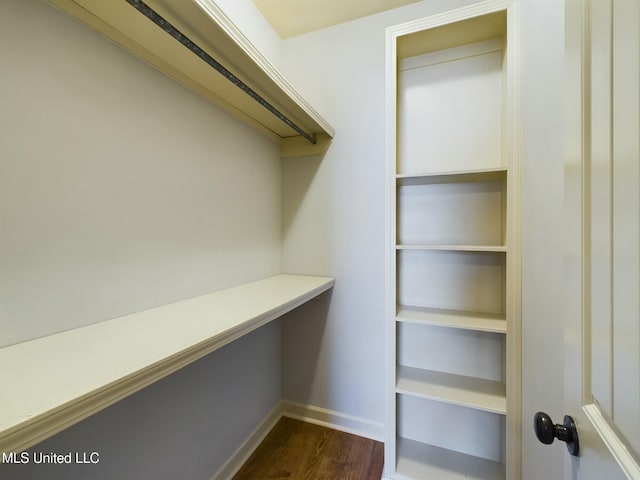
[0,0,282,478]
[212,0,283,69]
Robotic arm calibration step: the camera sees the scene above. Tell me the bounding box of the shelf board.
[48,0,334,157]
[396,437,505,480]
[397,305,506,333]
[396,366,506,415]
[0,274,334,453]
[396,244,506,253]
[396,167,507,185]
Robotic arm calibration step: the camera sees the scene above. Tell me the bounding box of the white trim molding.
[282,401,385,442]
[210,403,284,480]
[583,404,640,480]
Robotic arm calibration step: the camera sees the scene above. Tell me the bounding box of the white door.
[561,0,640,478]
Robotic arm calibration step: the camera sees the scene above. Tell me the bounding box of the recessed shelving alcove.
[385,2,521,479]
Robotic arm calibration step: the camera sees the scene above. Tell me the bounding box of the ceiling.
[252,0,422,38]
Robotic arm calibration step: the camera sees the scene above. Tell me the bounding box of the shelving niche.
[385,2,519,479]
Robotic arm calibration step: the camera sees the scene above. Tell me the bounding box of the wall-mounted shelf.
[396,167,507,186]
[396,244,506,252]
[396,306,507,334]
[396,366,506,415]
[0,274,334,453]
[48,0,335,157]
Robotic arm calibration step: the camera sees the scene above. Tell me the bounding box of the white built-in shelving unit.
[0,274,334,454]
[385,2,520,479]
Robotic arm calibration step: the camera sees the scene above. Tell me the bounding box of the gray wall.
[0,324,281,480]
[0,0,283,478]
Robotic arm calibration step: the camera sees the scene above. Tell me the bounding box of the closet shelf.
[0,274,334,453]
[396,167,507,185]
[396,305,506,333]
[48,0,334,157]
[396,366,506,415]
[396,437,505,480]
[396,244,506,253]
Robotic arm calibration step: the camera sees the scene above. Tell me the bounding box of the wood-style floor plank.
[233,417,384,480]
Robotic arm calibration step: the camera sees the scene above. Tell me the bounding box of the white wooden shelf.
[396,244,506,253]
[396,167,507,186]
[396,366,506,415]
[396,305,506,333]
[48,0,334,157]
[0,274,334,453]
[396,437,505,480]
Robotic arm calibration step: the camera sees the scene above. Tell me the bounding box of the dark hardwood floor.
[232,417,384,480]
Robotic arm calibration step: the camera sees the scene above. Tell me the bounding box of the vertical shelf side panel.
[504,4,522,478]
[384,19,400,478]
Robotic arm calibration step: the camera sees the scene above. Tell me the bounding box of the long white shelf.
[396,167,507,185]
[395,437,505,480]
[396,305,507,333]
[396,244,507,253]
[0,274,334,453]
[47,0,334,157]
[396,366,506,415]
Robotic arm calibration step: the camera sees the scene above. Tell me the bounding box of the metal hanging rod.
[125,0,317,145]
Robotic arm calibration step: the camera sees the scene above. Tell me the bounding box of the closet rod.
[125,0,317,145]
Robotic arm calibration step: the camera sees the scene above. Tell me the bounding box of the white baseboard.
[210,400,385,480]
[209,402,284,480]
[281,400,385,442]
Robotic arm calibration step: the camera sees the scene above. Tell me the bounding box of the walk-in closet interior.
[0,0,576,479]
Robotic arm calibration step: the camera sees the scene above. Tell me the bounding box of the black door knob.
[534,412,580,456]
